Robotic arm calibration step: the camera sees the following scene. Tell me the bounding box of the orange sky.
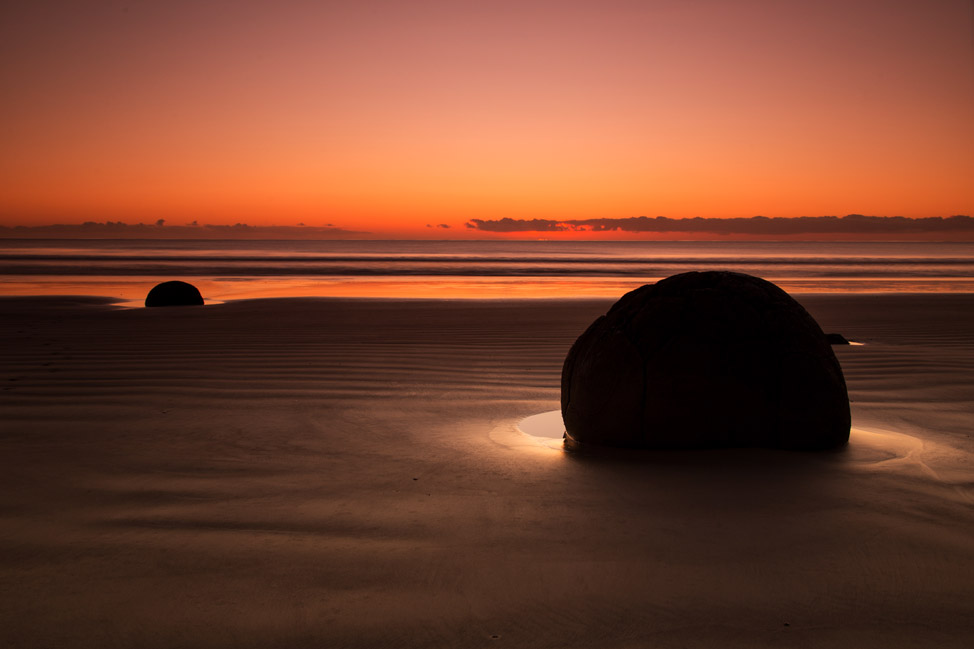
[1,0,972,238]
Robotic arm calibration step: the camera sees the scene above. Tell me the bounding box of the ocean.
[1,239,973,302]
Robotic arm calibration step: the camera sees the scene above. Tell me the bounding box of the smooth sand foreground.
[1,294,972,648]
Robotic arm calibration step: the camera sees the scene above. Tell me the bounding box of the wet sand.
[1,294,972,647]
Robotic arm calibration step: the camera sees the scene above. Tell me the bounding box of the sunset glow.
[1,1,972,238]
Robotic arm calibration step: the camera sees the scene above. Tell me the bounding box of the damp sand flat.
[0,295,972,648]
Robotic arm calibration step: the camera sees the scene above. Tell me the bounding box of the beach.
[1,294,972,647]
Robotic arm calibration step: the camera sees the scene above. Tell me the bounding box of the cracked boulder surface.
[561,271,850,450]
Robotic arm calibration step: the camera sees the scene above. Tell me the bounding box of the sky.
[1,0,972,239]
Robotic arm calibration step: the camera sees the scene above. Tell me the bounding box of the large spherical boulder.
[145,281,204,307]
[561,272,850,450]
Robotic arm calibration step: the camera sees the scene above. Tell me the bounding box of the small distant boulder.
[145,281,204,307]
[561,271,850,450]
[826,333,850,345]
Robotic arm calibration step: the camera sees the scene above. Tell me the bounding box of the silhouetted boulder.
[826,333,850,345]
[145,281,204,307]
[561,272,850,450]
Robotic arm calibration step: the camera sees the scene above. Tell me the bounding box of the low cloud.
[465,215,974,236]
[466,217,569,232]
[0,221,367,239]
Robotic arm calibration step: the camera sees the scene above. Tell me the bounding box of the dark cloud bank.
[466,215,974,237]
[3,215,972,239]
[0,221,366,239]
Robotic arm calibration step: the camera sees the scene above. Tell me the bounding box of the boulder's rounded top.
[561,271,850,451]
[145,281,204,308]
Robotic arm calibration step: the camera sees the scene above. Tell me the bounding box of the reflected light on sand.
[849,427,942,472]
[5,275,974,305]
[847,427,973,504]
[517,410,567,451]
[513,417,968,486]
[0,276,645,303]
